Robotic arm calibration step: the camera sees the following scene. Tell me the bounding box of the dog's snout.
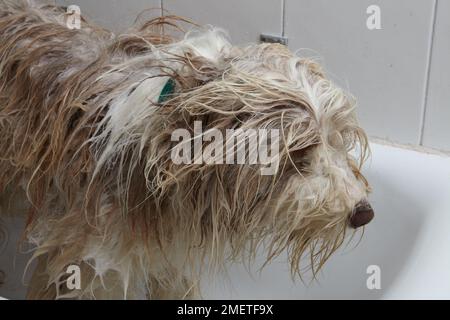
[349,201,374,229]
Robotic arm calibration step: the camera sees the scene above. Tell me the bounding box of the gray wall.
[58,0,449,151]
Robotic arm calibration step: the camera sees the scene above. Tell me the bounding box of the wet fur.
[0,0,370,299]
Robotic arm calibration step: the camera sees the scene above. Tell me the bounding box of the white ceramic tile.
[285,0,435,144]
[58,0,161,32]
[163,0,282,45]
[422,1,450,151]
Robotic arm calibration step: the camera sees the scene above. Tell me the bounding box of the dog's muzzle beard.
[258,192,372,277]
[286,204,374,276]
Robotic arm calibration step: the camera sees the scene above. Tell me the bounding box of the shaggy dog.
[0,1,374,299]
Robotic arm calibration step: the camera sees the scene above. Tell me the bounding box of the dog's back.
[0,0,209,299]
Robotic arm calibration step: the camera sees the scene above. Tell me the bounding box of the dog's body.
[0,1,373,299]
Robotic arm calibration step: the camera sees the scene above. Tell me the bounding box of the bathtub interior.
[1,142,450,299]
[202,143,450,299]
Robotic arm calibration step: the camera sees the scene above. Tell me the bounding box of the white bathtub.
[1,142,450,299]
[202,142,450,299]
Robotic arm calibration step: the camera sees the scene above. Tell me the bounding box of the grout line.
[418,0,438,145]
[281,0,286,37]
[160,0,164,16]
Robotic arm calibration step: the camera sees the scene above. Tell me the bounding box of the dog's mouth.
[349,201,374,229]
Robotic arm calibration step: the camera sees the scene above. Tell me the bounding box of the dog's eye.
[290,144,317,172]
[291,143,317,158]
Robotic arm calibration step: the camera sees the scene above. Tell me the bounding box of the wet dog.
[0,0,373,299]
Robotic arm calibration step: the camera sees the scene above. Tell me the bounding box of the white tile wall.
[58,0,162,32]
[285,0,435,145]
[422,0,450,151]
[56,0,448,150]
[163,0,282,45]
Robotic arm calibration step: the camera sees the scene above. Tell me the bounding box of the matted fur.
[0,0,370,299]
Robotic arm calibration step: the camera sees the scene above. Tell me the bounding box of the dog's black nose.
[350,201,374,229]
